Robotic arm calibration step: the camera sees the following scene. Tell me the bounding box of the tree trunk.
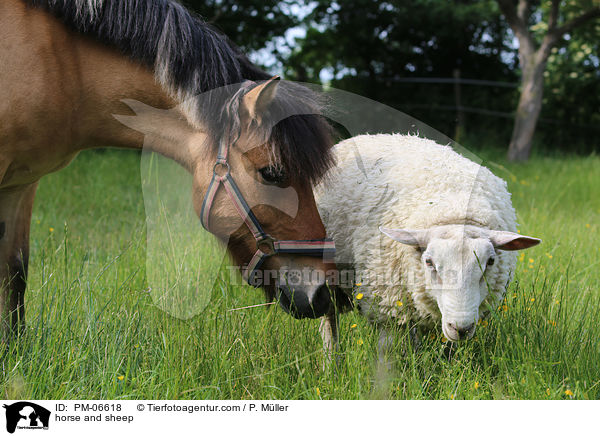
[507,56,547,161]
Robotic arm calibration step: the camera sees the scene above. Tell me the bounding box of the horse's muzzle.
[277,283,332,319]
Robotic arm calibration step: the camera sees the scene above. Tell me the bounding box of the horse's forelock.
[204,81,334,187]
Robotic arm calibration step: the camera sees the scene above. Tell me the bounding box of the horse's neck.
[74,36,206,171]
[0,1,209,186]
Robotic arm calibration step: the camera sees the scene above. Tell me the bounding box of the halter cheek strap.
[200,86,335,285]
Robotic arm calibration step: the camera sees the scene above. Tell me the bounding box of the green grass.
[1,148,599,400]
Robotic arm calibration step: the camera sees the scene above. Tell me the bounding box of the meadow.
[1,146,599,400]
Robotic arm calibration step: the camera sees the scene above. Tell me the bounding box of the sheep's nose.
[445,322,475,341]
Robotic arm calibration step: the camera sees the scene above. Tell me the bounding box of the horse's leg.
[0,183,38,343]
[319,310,339,367]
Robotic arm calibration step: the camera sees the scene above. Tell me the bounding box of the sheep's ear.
[489,230,541,251]
[379,227,428,247]
[242,76,280,123]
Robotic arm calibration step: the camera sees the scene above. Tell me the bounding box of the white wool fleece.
[315,134,519,330]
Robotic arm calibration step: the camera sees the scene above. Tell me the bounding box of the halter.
[199,85,335,286]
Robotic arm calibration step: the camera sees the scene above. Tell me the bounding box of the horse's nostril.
[309,283,332,317]
[277,284,331,319]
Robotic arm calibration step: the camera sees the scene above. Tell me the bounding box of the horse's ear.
[242,76,280,123]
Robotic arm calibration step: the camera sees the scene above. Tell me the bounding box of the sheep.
[315,133,540,350]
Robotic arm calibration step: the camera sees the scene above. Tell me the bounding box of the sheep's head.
[380,225,540,342]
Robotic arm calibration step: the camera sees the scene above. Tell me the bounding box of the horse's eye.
[425,258,435,269]
[258,166,285,184]
[487,257,495,266]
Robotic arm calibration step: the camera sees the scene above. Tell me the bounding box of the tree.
[539,18,600,153]
[497,0,600,161]
[183,0,299,57]
[285,0,516,140]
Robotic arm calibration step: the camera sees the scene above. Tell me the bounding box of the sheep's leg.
[319,311,339,368]
[378,324,421,365]
[409,326,422,351]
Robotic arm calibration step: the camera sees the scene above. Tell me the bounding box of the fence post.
[453,68,465,142]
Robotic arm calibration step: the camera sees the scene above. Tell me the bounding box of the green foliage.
[540,20,600,150]
[182,0,299,53]
[1,149,599,399]
[284,0,518,139]
[179,1,598,152]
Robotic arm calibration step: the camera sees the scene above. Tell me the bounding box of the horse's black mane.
[25,0,333,184]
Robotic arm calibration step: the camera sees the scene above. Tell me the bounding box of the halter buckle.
[213,161,230,177]
[256,235,276,256]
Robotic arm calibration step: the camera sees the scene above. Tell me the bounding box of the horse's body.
[0,0,346,344]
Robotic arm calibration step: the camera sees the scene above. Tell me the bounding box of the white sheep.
[315,134,540,347]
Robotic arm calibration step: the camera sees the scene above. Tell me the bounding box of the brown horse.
[0,0,348,345]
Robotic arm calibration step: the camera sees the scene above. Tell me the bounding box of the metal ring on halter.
[213,161,230,177]
[256,235,276,256]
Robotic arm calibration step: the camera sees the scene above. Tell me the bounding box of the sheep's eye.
[487,257,495,266]
[258,166,285,184]
[425,258,435,268]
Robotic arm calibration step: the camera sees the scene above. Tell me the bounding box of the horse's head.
[115,79,340,319]
[191,78,340,318]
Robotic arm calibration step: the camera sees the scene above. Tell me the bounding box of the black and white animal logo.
[2,402,50,433]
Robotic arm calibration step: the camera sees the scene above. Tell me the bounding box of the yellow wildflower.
[357,339,364,345]
[502,304,508,312]
[529,258,534,263]
[530,297,535,302]
[316,387,321,396]
[441,337,447,343]
[474,382,479,389]
[546,388,550,396]
[555,300,560,305]
[565,389,573,397]
[585,224,591,229]
[396,301,403,307]
[355,282,362,287]
[518,253,525,262]
[546,253,553,259]
[356,293,364,300]
[117,375,124,381]
[350,323,357,329]
[49,227,54,233]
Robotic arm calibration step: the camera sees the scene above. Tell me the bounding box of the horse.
[0,0,349,348]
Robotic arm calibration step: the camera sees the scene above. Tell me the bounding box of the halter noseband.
[199,83,335,286]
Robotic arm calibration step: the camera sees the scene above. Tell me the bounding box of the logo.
[2,402,50,434]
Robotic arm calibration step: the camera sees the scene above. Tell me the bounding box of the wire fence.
[394,76,600,130]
